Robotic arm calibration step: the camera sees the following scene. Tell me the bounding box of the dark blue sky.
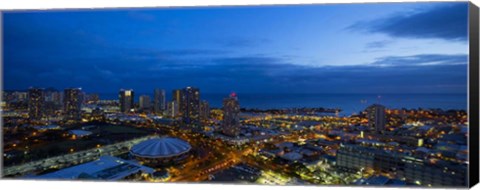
[3,2,469,95]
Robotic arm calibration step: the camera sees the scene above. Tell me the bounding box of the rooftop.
[281,152,303,161]
[130,137,191,158]
[68,130,93,137]
[354,176,406,186]
[32,156,154,180]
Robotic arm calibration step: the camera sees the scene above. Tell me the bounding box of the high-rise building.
[200,100,210,121]
[139,95,151,110]
[172,89,182,111]
[365,104,386,132]
[180,87,200,125]
[44,89,62,117]
[153,89,166,114]
[119,89,134,113]
[28,88,45,120]
[222,92,241,137]
[167,100,179,118]
[64,88,83,122]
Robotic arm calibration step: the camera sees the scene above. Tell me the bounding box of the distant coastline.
[95,93,467,114]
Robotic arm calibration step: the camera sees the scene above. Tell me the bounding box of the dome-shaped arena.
[130,137,192,166]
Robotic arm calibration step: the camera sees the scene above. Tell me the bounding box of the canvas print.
[1,2,472,188]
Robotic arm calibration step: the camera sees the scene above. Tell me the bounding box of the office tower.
[366,104,386,132]
[119,89,134,113]
[200,100,210,121]
[64,88,83,122]
[153,89,166,114]
[172,89,183,111]
[180,87,200,125]
[139,95,151,109]
[222,92,241,137]
[167,100,179,118]
[28,88,45,120]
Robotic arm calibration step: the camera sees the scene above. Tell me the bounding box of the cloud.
[348,3,468,41]
[365,40,392,49]
[370,54,467,67]
[218,37,271,48]
[3,53,468,95]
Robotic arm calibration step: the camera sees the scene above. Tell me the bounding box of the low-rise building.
[32,156,154,181]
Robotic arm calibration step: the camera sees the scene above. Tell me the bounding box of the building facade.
[153,89,166,114]
[366,104,386,132]
[28,88,45,120]
[200,100,210,121]
[172,89,182,111]
[64,88,83,122]
[222,93,241,137]
[167,100,179,118]
[119,89,134,113]
[336,144,376,171]
[402,156,467,187]
[336,144,467,187]
[180,87,200,125]
[139,95,151,110]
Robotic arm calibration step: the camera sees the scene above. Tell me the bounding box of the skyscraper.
[200,100,210,121]
[222,92,241,137]
[139,95,151,110]
[153,89,166,114]
[365,104,386,132]
[172,89,182,111]
[180,87,200,125]
[28,88,45,120]
[64,88,82,122]
[167,100,179,118]
[119,89,134,113]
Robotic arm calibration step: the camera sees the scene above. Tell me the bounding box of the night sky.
[3,2,469,95]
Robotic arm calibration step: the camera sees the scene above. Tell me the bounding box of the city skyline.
[5,86,468,113]
[1,2,473,187]
[3,2,468,94]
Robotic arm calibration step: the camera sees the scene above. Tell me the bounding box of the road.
[169,147,253,182]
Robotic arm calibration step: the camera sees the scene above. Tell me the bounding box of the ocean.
[98,93,467,115]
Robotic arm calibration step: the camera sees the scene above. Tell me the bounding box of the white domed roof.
[130,137,191,158]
